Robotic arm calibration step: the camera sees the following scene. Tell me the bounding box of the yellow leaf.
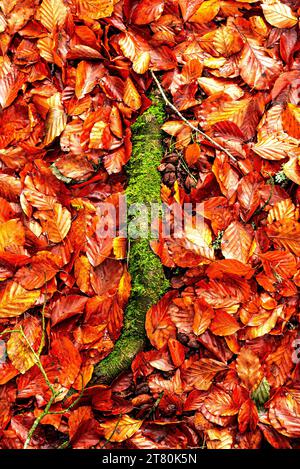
[89,121,108,149]
[242,306,283,339]
[38,0,68,32]
[161,120,186,136]
[0,282,40,318]
[249,15,269,37]
[133,51,151,74]
[213,25,243,57]
[44,93,67,146]
[119,32,136,61]
[206,429,233,449]
[283,156,300,185]
[123,78,141,111]
[101,415,143,442]
[190,0,220,24]
[0,219,25,252]
[267,199,296,224]
[262,1,297,28]
[37,203,71,243]
[253,134,298,160]
[198,77,244,100]
[203,57,227,69]
[113,237,127,260]
[7,316,42,374]
[37,37,55,63]
[76,0,114,20]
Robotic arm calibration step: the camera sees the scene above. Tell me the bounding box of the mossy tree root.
[91,93,169,384]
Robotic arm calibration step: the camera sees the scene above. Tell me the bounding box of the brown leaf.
[236,347,263,391]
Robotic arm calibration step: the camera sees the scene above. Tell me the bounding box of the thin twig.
[151,70,239,166]
[19,327,57,396]
[100,413,123,449]
[49,376,85,415]
[179,156,198,184]
[144,391,164,420]
[250,173,275,220]
[38,276,48,355]
[24,393,58,449]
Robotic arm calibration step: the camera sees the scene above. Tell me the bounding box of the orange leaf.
[37,203,71,243]
[266,219,300,256]
[15,251,61,290]
[221,221,253,264]
[192,299,215,335]
[101,415,143,442]
[189,0,220,24]
[238,399,259,433]
[69,406,100,449]
[146,291,177,349]
[75,61,104,100]
[47,337,82,391]
[76,0,114,20]
[239,40,282,90]
[131,0,165,25]
[184,143,200,166]
[282,103,300,139]
[50,295,88,326]
[0,281,40,318]
[213,25,243,57]
[183,358,228,391]
[168,338,185,367]
[206,259,254,280]
[0,219,25,252]
[210,310,240,336]
[265,332,296,387]
[236,347,263,391]
[123,78,142,111]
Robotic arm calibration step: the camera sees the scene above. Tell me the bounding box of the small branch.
[24,393,57,449]
[250,173,275,221]
[144,391,164,420]
[99,414,123,449]
[38,276,48,355]
[49,376,85,415]
[19,327,56,397]
[179,156,198,184]
[151,70,239,166]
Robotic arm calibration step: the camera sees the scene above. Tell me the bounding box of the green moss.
[91,93,169,384]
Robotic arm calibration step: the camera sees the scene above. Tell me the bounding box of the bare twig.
[150,70,239,166]
[19,327,57,397]
[38,276,47,355]
[144,391,164,420]
[99,413,123,449]
[24,393,58,449]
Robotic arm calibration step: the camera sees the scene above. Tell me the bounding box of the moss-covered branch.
[91,93,169,384]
